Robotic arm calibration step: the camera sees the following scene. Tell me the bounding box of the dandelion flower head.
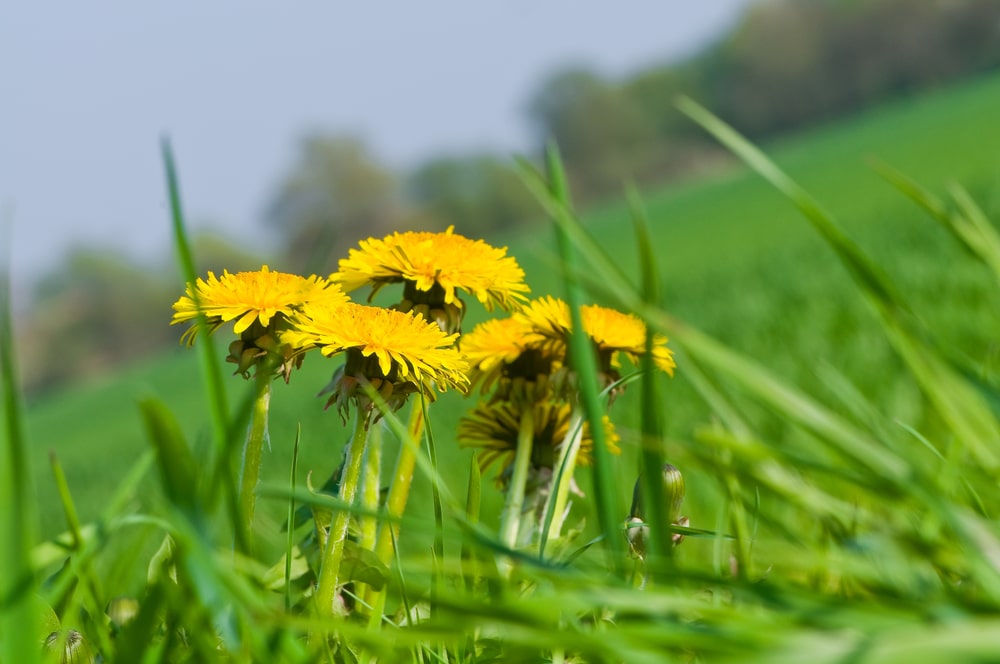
[171,265,347,344]
[518,297,675,376]
[282,302,469,413]
[459,400,620,482]
[331,226,529,311]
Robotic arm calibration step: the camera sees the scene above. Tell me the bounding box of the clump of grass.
[5,102,1000,663]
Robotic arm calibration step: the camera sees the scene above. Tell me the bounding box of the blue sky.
[1,1,752,293]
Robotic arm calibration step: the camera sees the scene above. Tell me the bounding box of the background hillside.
[15,0,1000,396]
[23,71,1000,567]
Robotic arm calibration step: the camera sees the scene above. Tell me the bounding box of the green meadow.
[28,71,1000,541]
[8,70,1000,660]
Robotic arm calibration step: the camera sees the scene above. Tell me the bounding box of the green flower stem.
[315,409,370,616]
[358,424,382,555]
[540,409,584,556]
[498,406,534,573]
[239,368,271,551]
[373,405,425,565]
[366,405,425,619]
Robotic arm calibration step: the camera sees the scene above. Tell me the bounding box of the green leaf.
[139,398,198,513]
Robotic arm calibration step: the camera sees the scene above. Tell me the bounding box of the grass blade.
[161,140,231,458]
[677,97,1000,476]
[627,186,674,571]
[0,221,39,663]
[542,144,626,569]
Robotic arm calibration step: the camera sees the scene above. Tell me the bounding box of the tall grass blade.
[139,398,199,515]
[872,159,1000,283]
[0,223,39,663]
[948,183,1000,282]
[286,424,301,612]
[462,454,482,592]
[676,97,907,317]
[677,97,1000,476]
[626,186,673,570]
[673,319,911,484]
[542,144,625,568]
[161,140,231,456]
[420,394,446,616]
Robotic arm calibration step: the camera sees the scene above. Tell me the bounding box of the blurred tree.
[696,0,1000,137]
[408,154,539,234]
[527,68,656,198]
[189,229,267,275]
[700,0,836,136]
[266,135,398,274]
[19,233,264,395]
[623,64,727,183]
[21,249,177,394]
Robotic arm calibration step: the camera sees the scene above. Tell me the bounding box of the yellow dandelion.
[517,296,675,376]
[282,302,468,416]
[331,226,530,312]
[171,265,347,344]
[580,305,675,376]
[459,400,620,480]
[460,316,557,393]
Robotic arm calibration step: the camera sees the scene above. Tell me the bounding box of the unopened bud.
[662,464,685,524]
[628,463,685,524]
[43,630,96,664]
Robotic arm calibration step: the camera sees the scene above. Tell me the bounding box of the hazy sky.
[1,1,752,292]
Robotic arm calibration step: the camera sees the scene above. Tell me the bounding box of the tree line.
[19,0,1000,394]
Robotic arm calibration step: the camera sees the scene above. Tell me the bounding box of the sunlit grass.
[5,71,1000,661]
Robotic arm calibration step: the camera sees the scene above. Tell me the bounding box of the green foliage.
[9,71,1000,660]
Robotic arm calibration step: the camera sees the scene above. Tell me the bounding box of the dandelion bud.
[43,630,96,664]
[428,307,450,334]
[628,464,685,526]
[662,464,685,524]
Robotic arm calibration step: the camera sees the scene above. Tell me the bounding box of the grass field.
[22,71,1000,551]
[7,70,1000,661]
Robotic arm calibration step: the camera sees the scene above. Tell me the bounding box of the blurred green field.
[19,70,1000,589]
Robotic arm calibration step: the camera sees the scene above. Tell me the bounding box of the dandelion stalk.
[238,365,272,548]
[498,406,534,568]
[315,408,370,616]
[358,422,382,554]
[373,405,425,565]
[539,409,584,555]
[365,405,424,617]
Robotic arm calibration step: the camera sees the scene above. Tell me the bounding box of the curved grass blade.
[162,139,229,447]
[523,144,626,569]
[676,96,1000,476]
[0,225,39,664]
[627,185,674,572]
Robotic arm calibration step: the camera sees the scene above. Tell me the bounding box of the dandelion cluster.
[170,226,678,611]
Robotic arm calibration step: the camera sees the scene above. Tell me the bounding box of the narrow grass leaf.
[0,234,39,664]
[948,182,1000,282]
[627,185,674,568]
[285,424,301,612]
[670,320,911,483]
[161,139,229,446]
[139,398,199,514]
[676,96,907,315]
[542,143,625,567]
